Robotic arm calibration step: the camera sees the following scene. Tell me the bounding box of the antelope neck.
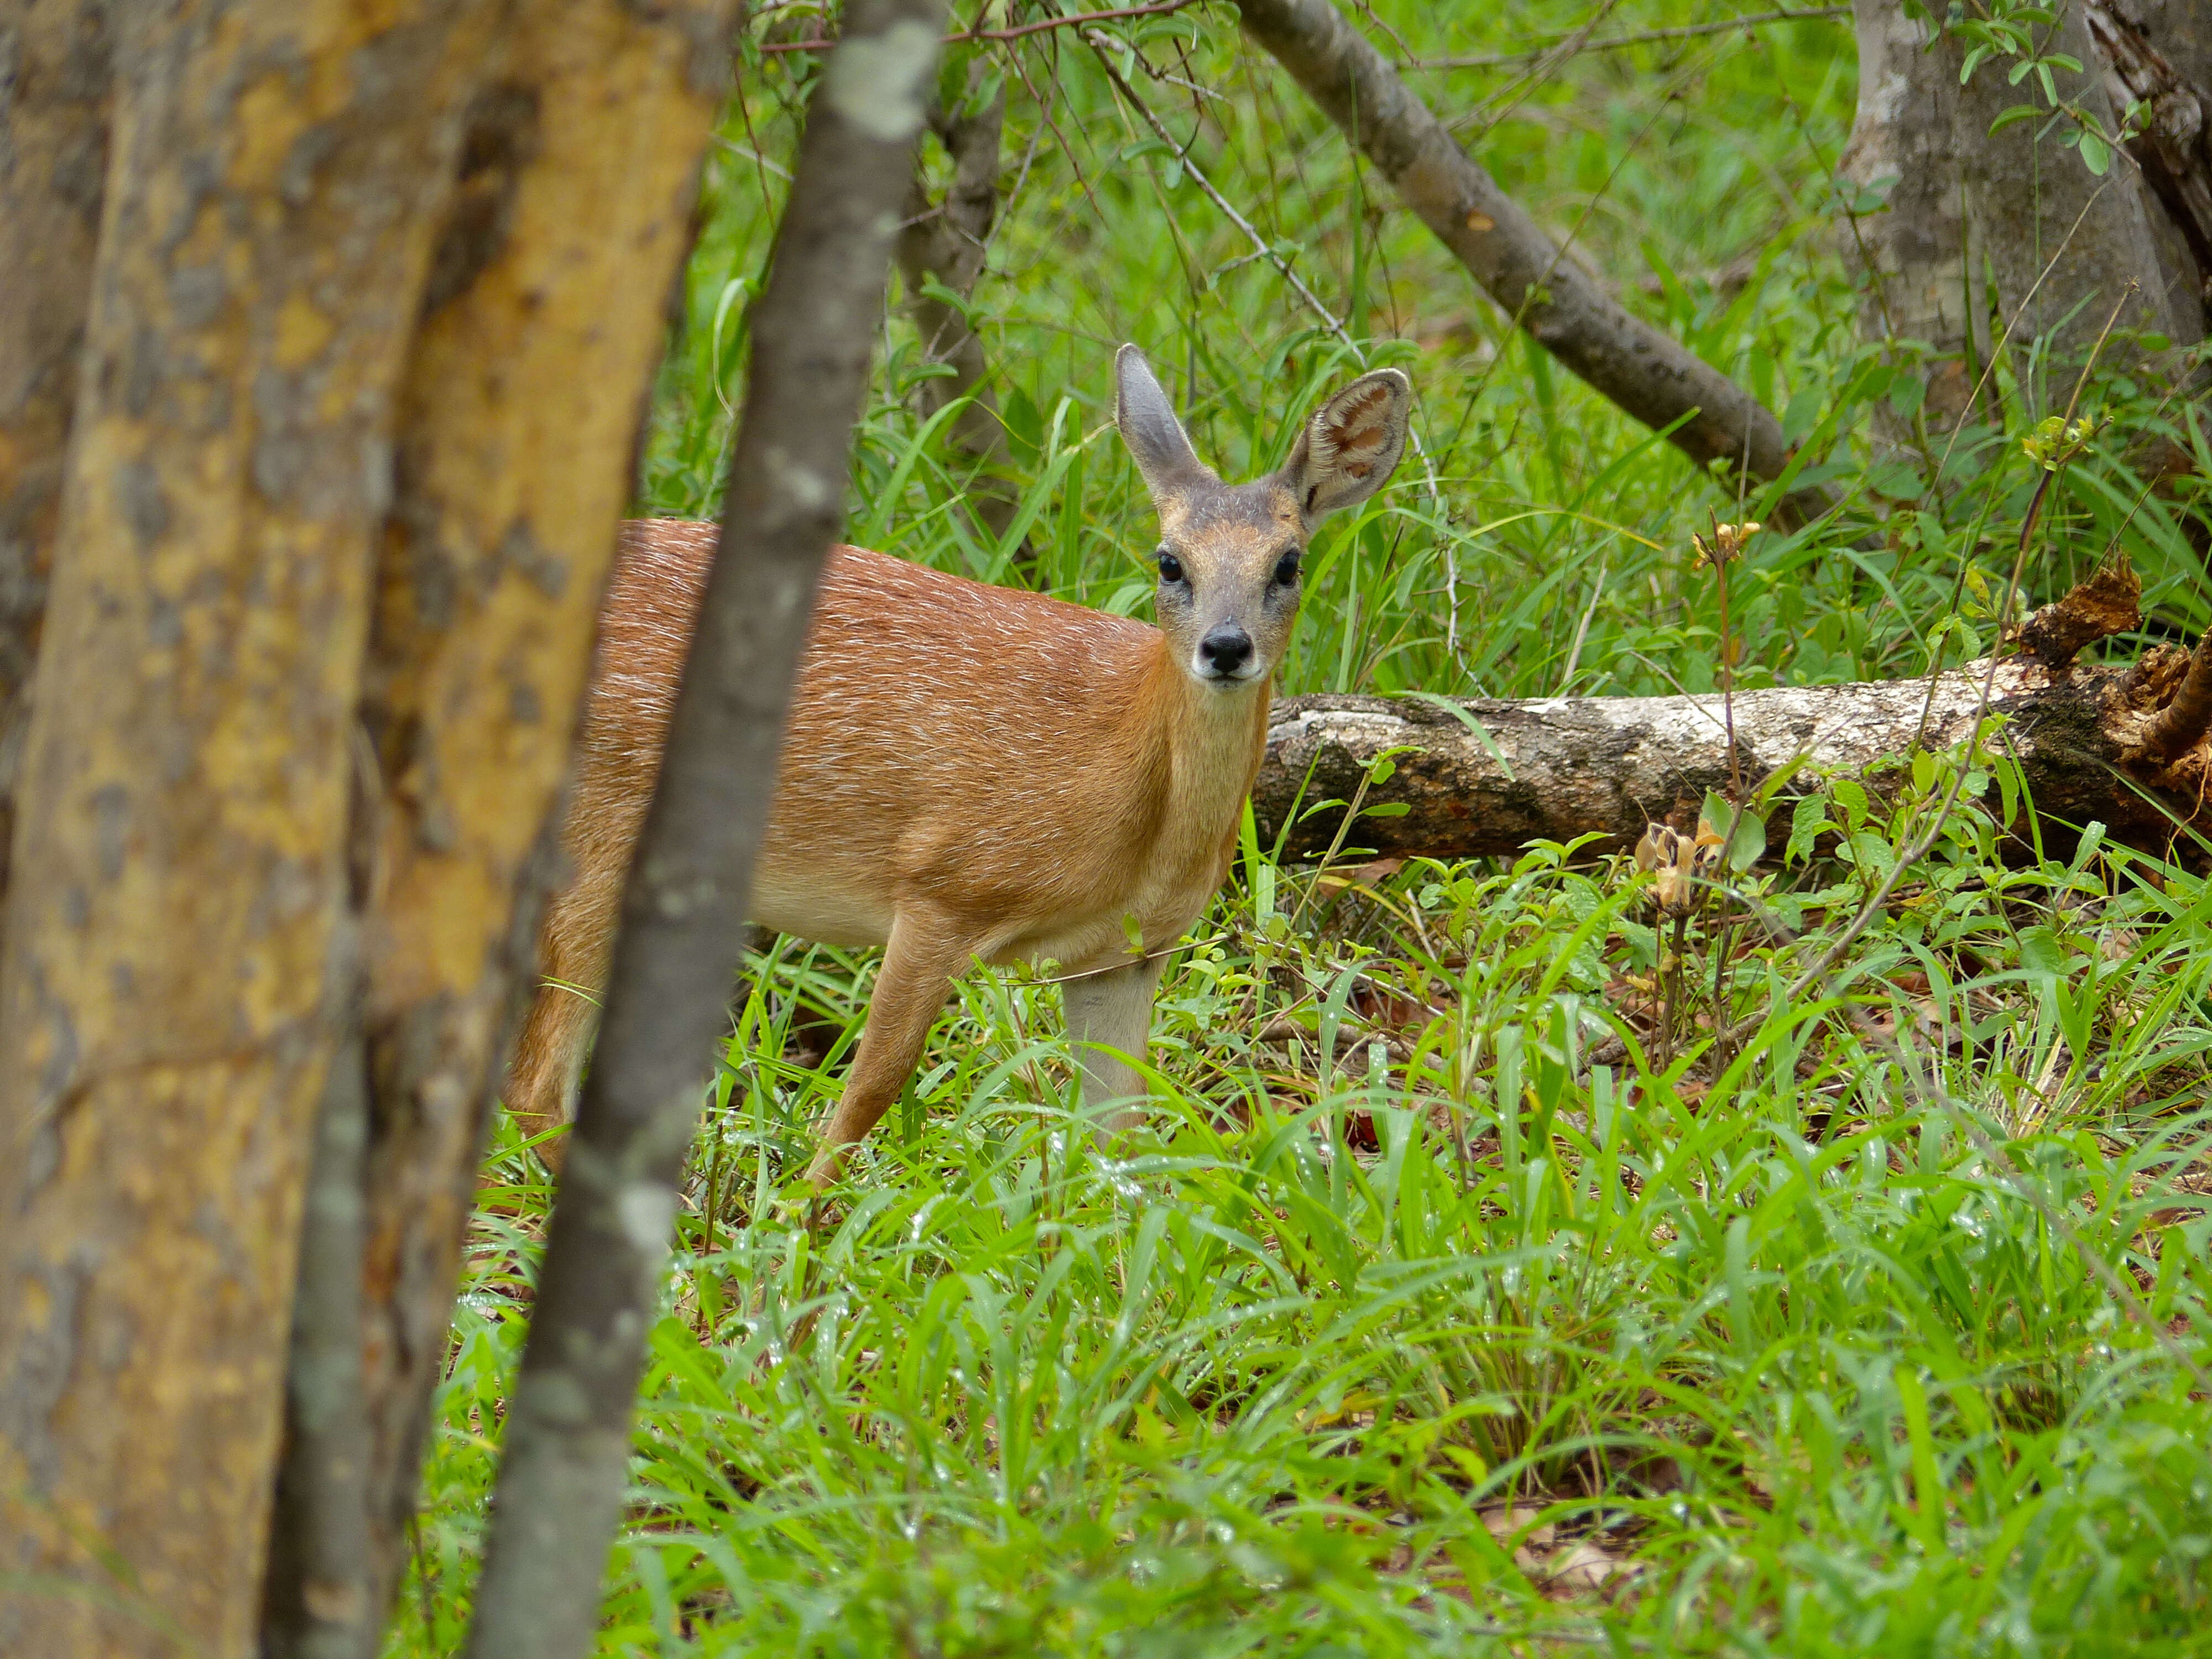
[1142,632,1271,823]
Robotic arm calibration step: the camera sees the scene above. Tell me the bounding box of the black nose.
[1199,624,1254,676]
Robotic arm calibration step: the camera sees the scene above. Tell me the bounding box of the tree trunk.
[0,5,498,1656]
[0,0,111,907]
[896,79,1027,555]
[1234,0,1846,530]
[1839,0,2209,446]
[1835,0,1981,442]
[459,3,949,1656]
[1253,648,2209,863]
[257,4,743,1655]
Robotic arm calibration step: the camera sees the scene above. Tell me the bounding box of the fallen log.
[1254,649,2212,863]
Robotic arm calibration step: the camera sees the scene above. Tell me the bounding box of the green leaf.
[1728,806,1768,873]
[1781,385,1824,445]
[1832,777,1870,831]
[2078,128,2111,175]
[2018,924,2069,977]
[1363,802,1411,818]
[1987,103,2043,135]
[1788,795,1830,867]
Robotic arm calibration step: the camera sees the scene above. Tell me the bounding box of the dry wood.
[1254,649,2212,863]
[2141,632,2212,760]
[0,5,499,1655]
[256,3,744,1653]
[1234,0,1843,529]
[460,4,948,1654]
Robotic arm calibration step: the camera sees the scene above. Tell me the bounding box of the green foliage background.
[395,3,2212,1654]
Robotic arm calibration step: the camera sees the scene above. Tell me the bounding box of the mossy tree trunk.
[0,4,502,1650]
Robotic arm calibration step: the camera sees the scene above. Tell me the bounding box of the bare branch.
[1233,0,1847,530]
[1409,7,1850,71]
[761,0,1204,54]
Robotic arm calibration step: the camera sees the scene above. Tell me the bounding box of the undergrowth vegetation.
[394,2,2212,1653]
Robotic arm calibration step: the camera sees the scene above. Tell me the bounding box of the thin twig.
[761,0,1207,53]
[1408,6,1850,70]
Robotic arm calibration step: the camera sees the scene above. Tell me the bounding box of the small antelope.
[505,346,1411,1186]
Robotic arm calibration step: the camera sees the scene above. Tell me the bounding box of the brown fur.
[504,351,1411,1185]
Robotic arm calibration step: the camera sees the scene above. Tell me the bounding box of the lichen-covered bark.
[1255,655,2205,863]
[257,3,744,1651]
[0,6,497,1655]
[0,0,110,905]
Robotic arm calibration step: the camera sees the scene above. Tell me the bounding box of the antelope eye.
[1272,550,1303,587]
[1156,549,1186,585]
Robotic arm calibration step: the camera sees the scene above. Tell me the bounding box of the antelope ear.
[1115,345,1214,504]
[1278,368,1412,525]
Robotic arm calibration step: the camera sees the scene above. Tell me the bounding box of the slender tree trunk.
[0,0,110,906]
[1234,0,1845,530]
[0,5,498,1656]
[257,5,743,1655]
[897,80,1027,555]
[460,3,950,1655]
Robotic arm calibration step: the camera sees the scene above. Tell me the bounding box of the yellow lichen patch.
[273,294,335,369]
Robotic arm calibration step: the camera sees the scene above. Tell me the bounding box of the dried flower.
[1691,521,1761,568]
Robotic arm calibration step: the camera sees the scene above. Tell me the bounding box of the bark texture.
[1839,0,2210,442]
[258,4,743,1655]
[896,80,1026,551]
[1254,653,2210,862]
[0,5,497,1656]
[0,0,110,905]
[459,3,949,1655]
[1235,0,1841,529]
[1836,0,1980,437]
[2089,0,2212,287]
[1954,2,2198,368]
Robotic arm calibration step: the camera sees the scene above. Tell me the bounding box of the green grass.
[389,3,2212,1652]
